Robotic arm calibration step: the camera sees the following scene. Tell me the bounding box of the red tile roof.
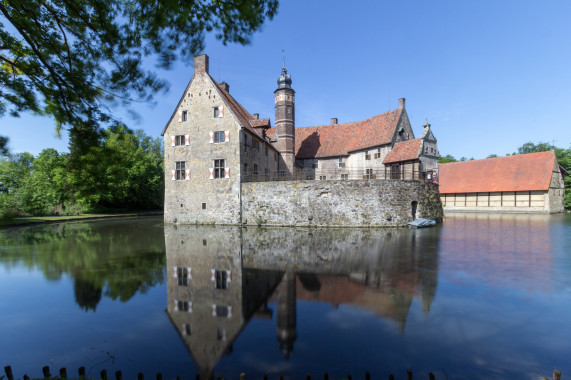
[267,109,401,159]
[439,151,556,193]
[250,118,271,128]
[383,139,422,164]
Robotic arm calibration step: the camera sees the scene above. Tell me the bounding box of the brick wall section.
[242,180,443,227]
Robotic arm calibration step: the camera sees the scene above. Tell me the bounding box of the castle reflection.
[164,225,440,377]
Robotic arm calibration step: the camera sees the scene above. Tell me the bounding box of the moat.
[1,214,570,379]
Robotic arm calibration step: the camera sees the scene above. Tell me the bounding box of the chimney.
[194,54,209,74]
[398,98,405,110]
[219,81,230,93]
[331,117,338,125]
[253,113,260,120]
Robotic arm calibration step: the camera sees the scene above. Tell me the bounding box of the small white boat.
[408,218,436,228]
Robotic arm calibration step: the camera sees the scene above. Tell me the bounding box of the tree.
[0,0,279,145]
[439,154,457,164]
[517,141,553,154]
[487,154,498,158]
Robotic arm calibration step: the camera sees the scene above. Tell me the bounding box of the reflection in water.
[0,219,166,311]
[440,213,553,291]
[165,225,441,376]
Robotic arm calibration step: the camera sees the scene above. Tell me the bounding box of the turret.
[274,66,295,176]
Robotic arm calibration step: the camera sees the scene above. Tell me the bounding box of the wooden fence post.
[156,373,163,380]
[101,369,107,380]
[23,375,29,380]
[306,373,311,380]
[78,366,86,379]
[115,371,122,380]
[389,375,394,380]
[553,370,561,380]
[324,373,329,380]
[429,373,435,380]
[42,366,51,379]
[365,372,370,380]
[406,369,412,380]
[138,372,144,380]
[59,368,67,379]
[4,366,14,380]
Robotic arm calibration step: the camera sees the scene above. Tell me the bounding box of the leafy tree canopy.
[0,0,278,145]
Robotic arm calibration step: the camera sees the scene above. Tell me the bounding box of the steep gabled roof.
[267,109,402,159]
[161,73,273,147]
[439,151,557,193]
[383,139,423,164]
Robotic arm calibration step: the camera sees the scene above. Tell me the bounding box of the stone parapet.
[241,180,442,227]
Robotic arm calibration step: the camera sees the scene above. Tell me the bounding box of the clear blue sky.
[2,0,570,159]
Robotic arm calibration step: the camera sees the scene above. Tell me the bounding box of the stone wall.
[242,179,442,227]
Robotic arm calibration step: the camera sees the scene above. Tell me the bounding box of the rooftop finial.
[282,49,286,69]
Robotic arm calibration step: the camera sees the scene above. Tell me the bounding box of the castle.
[162,55,441,225]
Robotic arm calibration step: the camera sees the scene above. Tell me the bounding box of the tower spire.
[282,49,286,69]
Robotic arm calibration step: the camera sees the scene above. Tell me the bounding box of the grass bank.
[0,211,163,229]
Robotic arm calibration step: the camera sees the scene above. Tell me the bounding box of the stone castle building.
[162,55,441,225]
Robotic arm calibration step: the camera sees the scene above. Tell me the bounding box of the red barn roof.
[383,139,423,164]
[267,109,402,159]
[439,151,557,194]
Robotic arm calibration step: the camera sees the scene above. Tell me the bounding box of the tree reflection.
[0,217,166,310]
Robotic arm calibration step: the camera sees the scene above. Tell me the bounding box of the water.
[1,214,570,379]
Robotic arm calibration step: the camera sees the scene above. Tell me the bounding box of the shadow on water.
[164,224,441,378]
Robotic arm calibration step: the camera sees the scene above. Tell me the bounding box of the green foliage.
[438,154,457,164]
[0,0,278,143]
[0,127,163,216]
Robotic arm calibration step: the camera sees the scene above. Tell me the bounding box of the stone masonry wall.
[242,180,443,227]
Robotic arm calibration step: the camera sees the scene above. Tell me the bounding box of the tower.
[274,65,295,176]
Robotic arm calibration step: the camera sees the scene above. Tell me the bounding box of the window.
[341,174,349,180]
[215,270,227,289]
[184,323,191,336]
[177,267,188,286]
[274,152,278,161]
[374,147,381,159]
[312,159,318,169]
[216,305,229,317]
[182,111,188,122]
[305,174,315,180]
[338,158,345,168]
[175,135,186,146]
[253,164,258,175]
[265,145,269,156]
[213,107,219,118]
[202,203,206,210]
[214,159,225,179]
[178,300,189,312]
[364,168,375,180]
[265,168,270,177]
[244,163,249,174]
[217,328,227,341]
[253,139,260,150]
[320,175,327,180]
[175,161,186,180]
[365,153,371,160]
[213,131,225,143]
[425,146,428,153]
